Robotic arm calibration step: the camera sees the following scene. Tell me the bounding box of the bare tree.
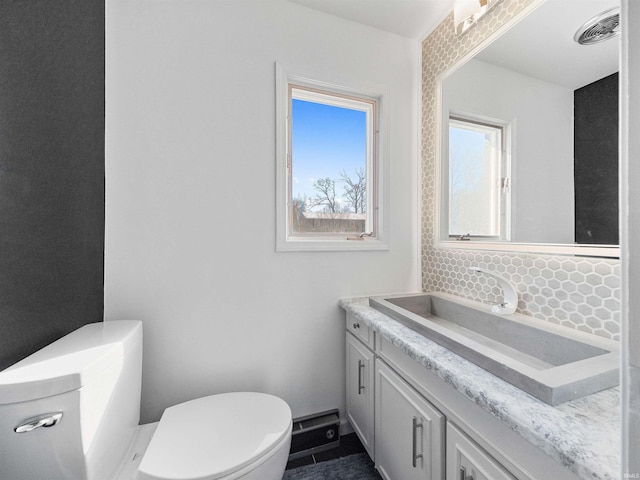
[341,168,366,213]
[310,177,337,213]
[291,195,307,231]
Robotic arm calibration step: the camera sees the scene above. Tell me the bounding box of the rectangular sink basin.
[369,293,620,405]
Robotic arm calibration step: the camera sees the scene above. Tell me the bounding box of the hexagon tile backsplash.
[421,0,621,341]
[423,249,620,340]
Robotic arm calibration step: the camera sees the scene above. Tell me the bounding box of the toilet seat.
[137,392,292,480]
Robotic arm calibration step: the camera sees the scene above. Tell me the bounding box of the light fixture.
[454,0,503,36]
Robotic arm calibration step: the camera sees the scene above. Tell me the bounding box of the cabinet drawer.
[447,422,517,480]
[347,312,374,349]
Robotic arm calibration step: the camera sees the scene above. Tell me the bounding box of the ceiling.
[475,0,619,89]
[287,0,456,39]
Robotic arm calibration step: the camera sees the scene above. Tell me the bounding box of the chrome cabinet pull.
[412,416,423,468]
[357,359,365,394]
[460,466,473,480]
[14,413,63,433]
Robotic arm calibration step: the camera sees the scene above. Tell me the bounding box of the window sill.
[277,236,389,252]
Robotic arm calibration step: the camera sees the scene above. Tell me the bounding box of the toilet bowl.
[133,393,292,480]
[0,321,292,480]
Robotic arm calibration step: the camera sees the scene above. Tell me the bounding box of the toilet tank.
[0,321,143,480]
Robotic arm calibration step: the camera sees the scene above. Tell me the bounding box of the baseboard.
[339,418,354,436]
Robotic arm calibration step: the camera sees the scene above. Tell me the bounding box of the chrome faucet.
[469,266,518,315]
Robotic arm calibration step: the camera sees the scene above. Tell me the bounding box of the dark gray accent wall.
[0,0,105,370]
[574,72,619,245]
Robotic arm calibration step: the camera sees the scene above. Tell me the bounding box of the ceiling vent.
[574,7,620,45]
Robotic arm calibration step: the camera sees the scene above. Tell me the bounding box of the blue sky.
[291,99,366,206]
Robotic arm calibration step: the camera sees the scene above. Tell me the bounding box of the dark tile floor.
[286,433,368,470]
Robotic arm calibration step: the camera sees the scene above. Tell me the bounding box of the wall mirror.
[436,0,620,257]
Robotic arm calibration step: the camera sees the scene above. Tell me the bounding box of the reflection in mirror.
[448,116,508,240]
[440,0,620,248]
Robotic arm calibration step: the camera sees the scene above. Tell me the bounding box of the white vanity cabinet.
[343,309,582,480]
[447,422,516,480]
[345,316,375,458]
[375,360,444,480]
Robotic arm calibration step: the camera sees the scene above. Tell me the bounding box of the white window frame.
[437,109,512,244]
[275,63,390,252]
[446,115,511,241]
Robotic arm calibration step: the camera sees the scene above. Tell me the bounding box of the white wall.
[105,0,420,423]
[443,59,574,243]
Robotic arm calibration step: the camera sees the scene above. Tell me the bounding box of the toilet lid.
[137,392,292,480]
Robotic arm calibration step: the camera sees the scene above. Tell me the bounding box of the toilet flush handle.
[14,412,63,433]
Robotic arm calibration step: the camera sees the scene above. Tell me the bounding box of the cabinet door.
[375,360,444,480]
[447,422,517,480]
[346,332,375,459]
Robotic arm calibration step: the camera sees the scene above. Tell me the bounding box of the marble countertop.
[339,297,620,480]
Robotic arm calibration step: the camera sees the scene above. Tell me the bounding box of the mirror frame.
[432,0,620,258]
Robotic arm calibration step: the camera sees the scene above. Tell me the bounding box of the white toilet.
[0,321,292,480]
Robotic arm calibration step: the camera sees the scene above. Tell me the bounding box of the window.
[276,65,388,251]
[289,86,374,236]
[447,116,510,240]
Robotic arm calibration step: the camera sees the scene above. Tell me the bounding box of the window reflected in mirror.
[448,116,509,240]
